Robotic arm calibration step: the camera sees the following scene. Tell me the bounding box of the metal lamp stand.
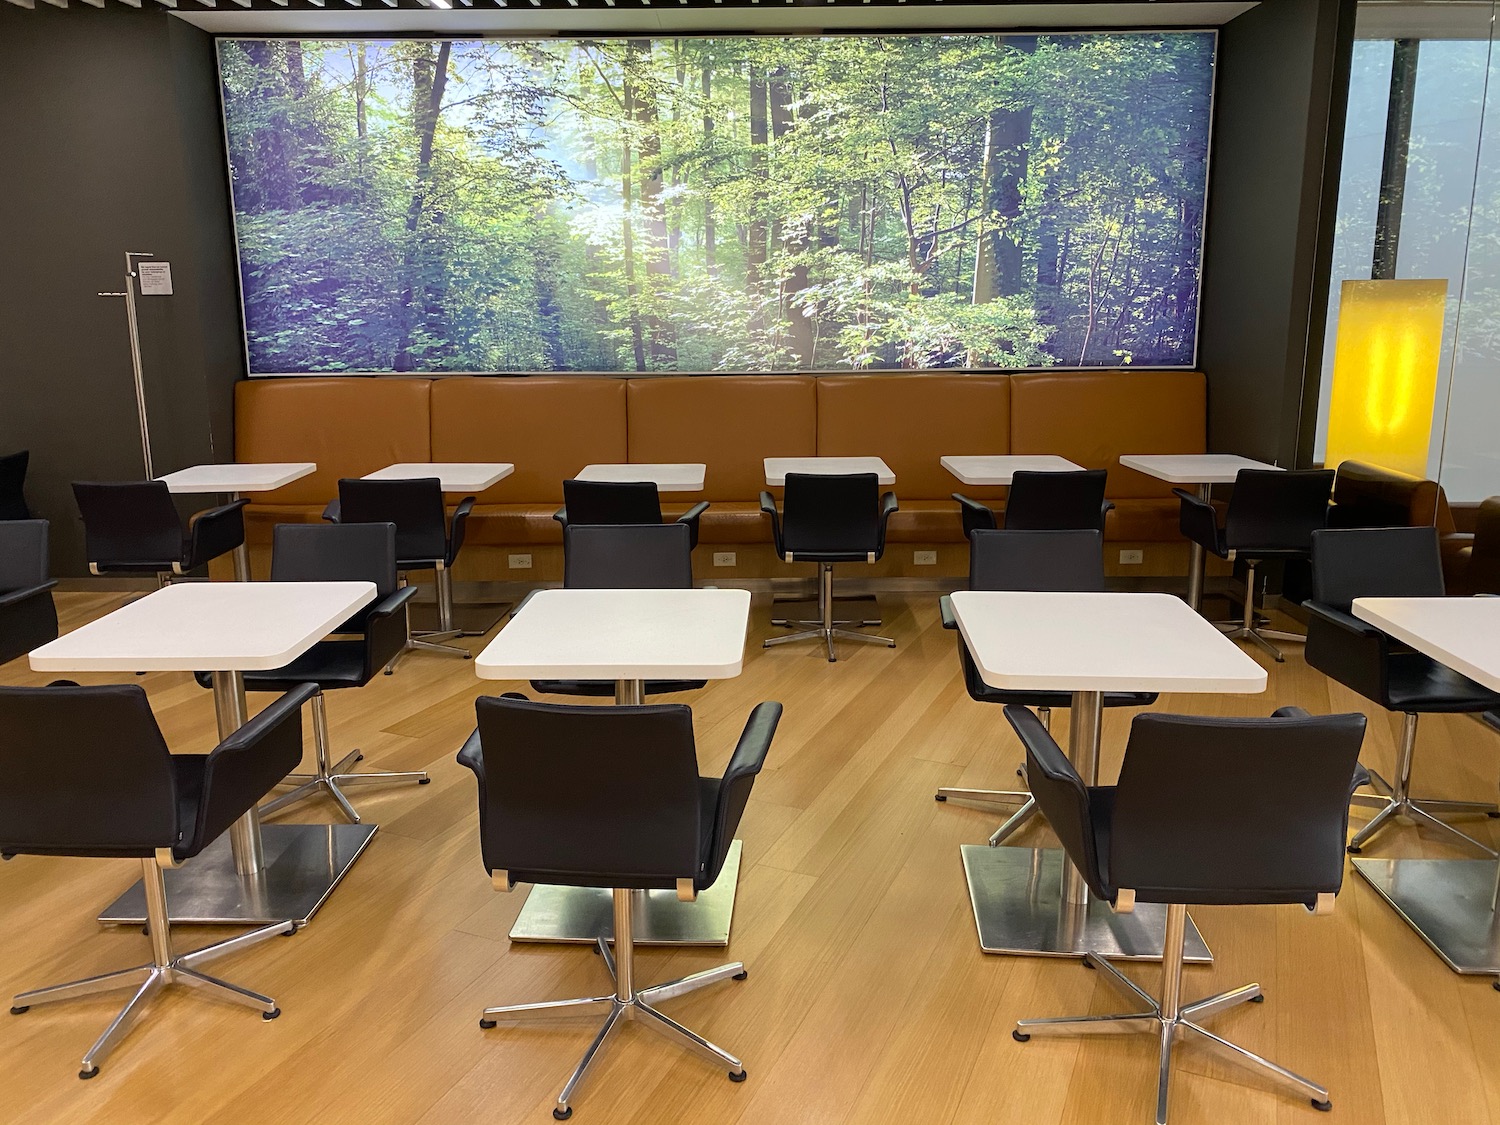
[98,251,158,479]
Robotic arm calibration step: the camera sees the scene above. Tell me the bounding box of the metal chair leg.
[1215,561,1306,663]
[764,563,894,662]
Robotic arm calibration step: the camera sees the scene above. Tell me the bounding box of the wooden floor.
[3,590,1500,1125]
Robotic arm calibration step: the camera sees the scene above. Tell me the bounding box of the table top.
[29,581,376,673]
[363,463,515,493]
[764,457,895,486]
[940,455,1085,487]
[475,588,751,681]
[949,590,1269,694]
[1353,597,1500,693]
[157,463,317,494]
[575,463,707,492]
[1118,454,1281,485]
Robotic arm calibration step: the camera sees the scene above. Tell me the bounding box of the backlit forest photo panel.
[220,34,1215,375]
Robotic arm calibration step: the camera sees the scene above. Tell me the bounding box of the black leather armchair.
[934,529,1156,845]
[2,681,316,1079]
[0,450,31,521]
[331,477,476,658]
[458,693,780,1120]
[1173,468,1334,662]
[954,469,1113,539]
[197,523,427,824]
[0,520,58,666]
[761,472,898,661]
[1305,526,1500,855]
[531,523,706,700]
[554,479,710,551]
[1006,704,1366,1123]
[73,481,247,581]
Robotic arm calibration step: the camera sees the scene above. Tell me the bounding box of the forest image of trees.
[219,33,1215,375]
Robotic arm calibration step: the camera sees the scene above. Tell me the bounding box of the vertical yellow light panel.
[1326,278,1448,478]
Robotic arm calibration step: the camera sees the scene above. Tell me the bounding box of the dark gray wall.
[0,6,244,576]
[1198,0,1356,466]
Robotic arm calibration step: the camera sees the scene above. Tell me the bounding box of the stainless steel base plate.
[509,840,742,947]
[963,845,1213,963]
[1353,857,1500,974]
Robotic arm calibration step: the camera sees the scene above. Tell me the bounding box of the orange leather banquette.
[234,370,1207,546]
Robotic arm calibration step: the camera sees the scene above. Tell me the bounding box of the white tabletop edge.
[1352,597,1500,693]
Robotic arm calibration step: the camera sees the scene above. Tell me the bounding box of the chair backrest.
[337,477,448,564]
[0,684,180,857]
[471,695,702,887]
[1467,497,1500,595]
[781,472,880,554]
[271,522,399,636]
[1003,470,1109,532]
[0,450,30,521]
[1224,468,1334,551]
[1310,526,1444,611]
[72,481,184,568]
[563,523,693,590]
[1109,710,1367,906]
[562,479,664,527]
[968,529,1105,592]
[0,519,49,591]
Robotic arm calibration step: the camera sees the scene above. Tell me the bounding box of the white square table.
[1347,596,1500,978]
[940,455,1084,487]
[476,587,751,946]
[764,456,895,487]
[1119,454,1282,611]
[157,462,317,581]
[29,581,378,927]
[575,463,706,493]
[949,590,1267,961]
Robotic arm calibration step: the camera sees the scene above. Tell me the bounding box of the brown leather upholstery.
[1328,459,1476,589]
[235,377,432,506]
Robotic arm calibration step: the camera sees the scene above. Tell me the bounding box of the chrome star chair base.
[1013,902,1330,1125]
[1213,558,1306,664]
[763,561,895,662]
[934,707,1048,846]
[260,693,429,824]
[9,855,290,1079]
[479,888,747,1121]
[1346,712,1499,856]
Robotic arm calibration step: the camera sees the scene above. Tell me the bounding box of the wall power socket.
[508,553,533,569]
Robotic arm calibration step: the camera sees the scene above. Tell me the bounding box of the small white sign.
[136,261,173,296]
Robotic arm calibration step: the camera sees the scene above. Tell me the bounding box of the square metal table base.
[1353,857,1500,975]
[409,601,511,639]
[98,823,378,927]
[509,840,741,947]
[962,846,1213,963]
[771,594,881,628]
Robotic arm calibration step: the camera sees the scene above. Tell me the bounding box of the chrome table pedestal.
[1353,857,1500,976]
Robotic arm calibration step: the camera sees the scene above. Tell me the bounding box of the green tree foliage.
[220,33,1214,374]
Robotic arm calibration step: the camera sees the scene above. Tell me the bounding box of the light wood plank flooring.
[2,590,1499,1125]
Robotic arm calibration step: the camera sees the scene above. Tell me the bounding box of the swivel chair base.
[1347,712,1499,857]
[935,709,1048,846]
[1013,903,1329,1125]
[479,888,747,1119]
[9,857,290,1079]
[260,694,429,825]
[1214,560,1305,664]
[764,562,894,662]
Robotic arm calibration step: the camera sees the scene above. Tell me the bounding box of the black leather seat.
[1174,468,1334,662]
[330,477,476,659]
[73,480,247,581]
[1006,703,1367,1123]
[554,479,710,551]
[0,450,31,521]
[457,693,781,1120]
[761,472,898,661]
[531,523,706,699]
[934,529,1156,845]
[953,468,1113,538]
[1,681,317,1079]
[0,520,58,666]
[1305,526,1500,856]
[195,523,427,824]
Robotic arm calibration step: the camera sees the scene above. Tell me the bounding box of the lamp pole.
[98,251,158,480]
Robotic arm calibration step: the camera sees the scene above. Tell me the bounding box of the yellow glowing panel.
[1326,278,1447,479]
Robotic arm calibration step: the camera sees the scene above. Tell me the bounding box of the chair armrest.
[185,499,249,568]
[510,589,540,617]
[952,493,997,537]
[322,499,341,523]
[674,501,710,550]
[1172,488,1224,556]
[456,727,484,779]
[704,701,784,888]
[939,594,958,630]
[552,506,567,526]
[1304,600,1390,703]
[189,683,319,859]
[877,491,899,553]
[0,579,57,609]
[365,585,419,674]
[759,491,783,555]
[447,496,477,563]
[1303,601,1383,638]
[1099,499,1116,532]
[1271,705,1312,719]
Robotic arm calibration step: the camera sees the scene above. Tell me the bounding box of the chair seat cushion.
[529,679,708,697]
[1386,652,1500,712]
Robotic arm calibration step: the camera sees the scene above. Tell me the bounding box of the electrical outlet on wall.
[508,554,533,569]
[713,552,736,567]
[1119,549,1144,565]
[914,550,938,565]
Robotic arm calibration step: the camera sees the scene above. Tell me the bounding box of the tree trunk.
[702,63,716,277]
[972,37,1036,305]
[628,39,675,367]
[621,68,647,372]
[393,41,451,373]
[747,67,768,290]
